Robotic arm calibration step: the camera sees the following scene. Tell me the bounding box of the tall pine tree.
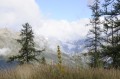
[86,0,103,68]
[9,23,44,64]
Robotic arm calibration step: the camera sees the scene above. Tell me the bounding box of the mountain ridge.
[0,28,80,67]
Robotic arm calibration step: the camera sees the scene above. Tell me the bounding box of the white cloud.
[0,0,90,47]
[87,0,95,5]
[0,48,10,56]
[0,0,42,30]
[35,19,90,42]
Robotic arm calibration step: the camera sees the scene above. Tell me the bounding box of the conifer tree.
[57,45,62,69]
[41,56,46,65]
[86,0,103,68]
[8,23,44,64]
[101,0,120,68]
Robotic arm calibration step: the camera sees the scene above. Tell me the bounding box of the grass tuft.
[0,64,120,79]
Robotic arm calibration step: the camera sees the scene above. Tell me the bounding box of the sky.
[36,0,92,21]
[0,0,93,44]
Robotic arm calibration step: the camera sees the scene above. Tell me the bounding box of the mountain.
[61,39,86,54]
[0,28,77,67]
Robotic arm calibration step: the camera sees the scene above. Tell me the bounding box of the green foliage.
[101,0,120,68]
[86,0,103,68]
[8,23,44,64]
[41,56,46,65]
[57,45,62,70]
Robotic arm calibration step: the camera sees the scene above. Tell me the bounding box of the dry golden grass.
[0,64,120,79]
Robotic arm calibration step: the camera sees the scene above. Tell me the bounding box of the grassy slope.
[0,64,120,79]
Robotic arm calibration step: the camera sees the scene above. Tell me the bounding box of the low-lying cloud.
[36,19,90,42]
[0,0,91,49]
[0,48,10,56]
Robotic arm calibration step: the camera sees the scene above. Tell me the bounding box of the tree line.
[86,0,120,69]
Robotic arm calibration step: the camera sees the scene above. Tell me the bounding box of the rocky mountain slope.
[0,28,77,67]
